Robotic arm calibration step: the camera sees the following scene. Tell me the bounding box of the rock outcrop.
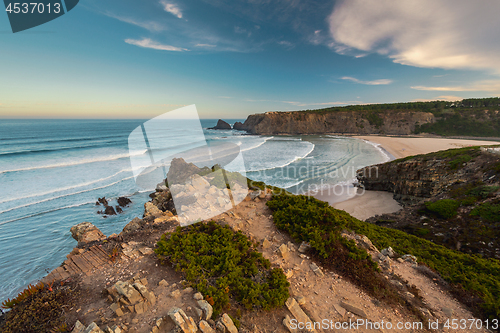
[235,110,435,135]
[210,119,231,130]
[70,222,106,244]
[232,121,244,130]
[166,158,202,186]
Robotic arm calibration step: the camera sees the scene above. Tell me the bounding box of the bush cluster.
[425,199,460,219]
[155,222,289,316]
[267,193,500,320]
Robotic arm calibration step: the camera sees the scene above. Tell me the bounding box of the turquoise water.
[0,119,388,303]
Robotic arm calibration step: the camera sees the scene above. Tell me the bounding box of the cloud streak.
[160,1,183,18]
[411,80,500,93]
[328,0,500,74]
[125,38,188,52]
[341,76,392,85]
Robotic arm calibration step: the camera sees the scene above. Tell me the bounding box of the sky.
[1,0,500,119]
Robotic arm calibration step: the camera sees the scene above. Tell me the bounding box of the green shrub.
[155,222,289,316]
[425,199,460,219]
[449,155,472,169]
[468,185,500,199]
[267,193,500,320]
[470,202,500,222]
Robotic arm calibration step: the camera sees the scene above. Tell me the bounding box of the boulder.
[232,122,244,130]
[117,197,132,207]
[144,202,163,218]
[381,247,396,258]
[122,217,145,233]
[83,322,105,333]
[114,281,142,305]
[197,300,213,320]
[168,307,198,333]
[115,206,123,214]
[402,254,418,265]
[220,314,238,333]
[210,119,232,130]
[96,197,109,206]
[199,320,215,333]
[70,222,106,244]
[104,206,117,215]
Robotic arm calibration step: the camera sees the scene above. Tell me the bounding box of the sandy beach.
[323,136,500,220]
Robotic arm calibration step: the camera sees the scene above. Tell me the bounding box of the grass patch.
[425,199,460,219]
[267,193,500,320]
[470,202,500,222]
[155,222,289,316]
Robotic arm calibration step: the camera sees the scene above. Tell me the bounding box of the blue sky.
[1,0,500,119]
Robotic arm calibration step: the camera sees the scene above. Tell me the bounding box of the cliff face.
[239,111,435,135]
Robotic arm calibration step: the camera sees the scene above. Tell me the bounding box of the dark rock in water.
[233,121,245,130]
[97,210,104,214]
[210,119,231,130]
[117,197,132,207]
[96,197,108,206]
[104,206,117,215]
[167,157,201,185]
[115,206,123,214]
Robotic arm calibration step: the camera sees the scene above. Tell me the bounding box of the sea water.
[0,119,389,302]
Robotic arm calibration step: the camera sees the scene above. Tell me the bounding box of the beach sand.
[322,136,500,220]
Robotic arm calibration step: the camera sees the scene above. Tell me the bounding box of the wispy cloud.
[342,76,393,85]
[195,43,217,48]
[244,99,363,107]
[328,0,500,74]
[103,12,165,32]
[412,95,464,102]
[411,80,500,93]
[278,41,294,49]
[160,1,183,19]
[125,38,188,51]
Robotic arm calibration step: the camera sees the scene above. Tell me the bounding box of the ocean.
[0,118,389,303]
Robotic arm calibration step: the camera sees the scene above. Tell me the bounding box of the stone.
[105,325,123,333]
[309,263,324,277]
[197,299,213,320]
[210,119,232,130]
[333,303,346,317]
[285,298,316,332]
[220,314,238,333]
[216,321,226,333]
[83,322,105,333]
[168,307,198,333]
[296,296,306,305]
[144,202,163,218]
[298,242,311,253]
[339,301,367,318]
[114,281,143,305]
[402,254,418,264]
[70,222,106,244]
[122,218,144,233]
[117,197,132,207]
[194,307,203,319]
[170,290,181,298]
[193,292,203,300]
[262,238,272,249]
[140,278,148,286]
[190,174,210,191]
[199,320,215,333]
[381,247,397,258]
[159,279,169,287]
[72,321,86,333]
[135,301,146,314]
[183,287,193,293]
[110,303,124,317]
[279,244,290,260]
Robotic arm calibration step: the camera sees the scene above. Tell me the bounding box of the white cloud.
[411,80,500,93]
[160,1,182,18]
[125,38,188,52]
[328,0,500,73]
[342,76,393,85]
[278,41,294,49]
[195,43,217,48]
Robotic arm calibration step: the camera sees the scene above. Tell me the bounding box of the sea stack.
[233,121,245,130]
[210,119,232,130]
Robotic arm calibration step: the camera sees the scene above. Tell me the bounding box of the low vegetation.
[155,222,289,316]
[425,199,460,219]
[267,193,500,320]
[0,284,76,333]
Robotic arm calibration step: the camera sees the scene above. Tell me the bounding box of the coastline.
[325,136,500,220]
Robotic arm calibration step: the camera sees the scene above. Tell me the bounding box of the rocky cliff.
[237,110,435,135]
